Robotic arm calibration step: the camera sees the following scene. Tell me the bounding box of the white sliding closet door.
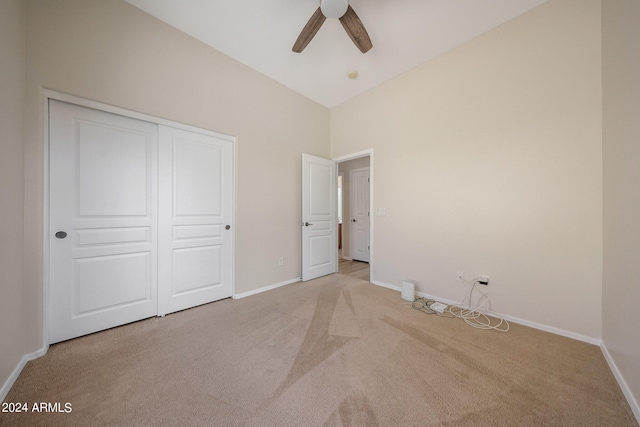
[49,99,234,343]
[49,100,159,343]
[158,126,233,315]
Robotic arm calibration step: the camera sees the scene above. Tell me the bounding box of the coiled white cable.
[449,278,510,332]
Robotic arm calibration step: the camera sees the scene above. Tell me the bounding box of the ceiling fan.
[292,0,373,53]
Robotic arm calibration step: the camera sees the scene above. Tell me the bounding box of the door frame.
[42,90,236,348]
[333,149,374,279]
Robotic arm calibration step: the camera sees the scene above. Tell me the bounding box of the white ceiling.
[124,0,549,108]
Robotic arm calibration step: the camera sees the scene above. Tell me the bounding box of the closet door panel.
[49,100,158,343]
[158,126,233,315]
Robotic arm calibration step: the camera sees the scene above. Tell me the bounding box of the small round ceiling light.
[347,70,358,79]
[320,0,348,19]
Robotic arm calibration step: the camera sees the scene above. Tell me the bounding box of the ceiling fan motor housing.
[321,0,349,18]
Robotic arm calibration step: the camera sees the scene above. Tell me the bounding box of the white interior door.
[350,168,370,262]
[158,126,233,315]
[49,100,159,343]
[302,154,337,281]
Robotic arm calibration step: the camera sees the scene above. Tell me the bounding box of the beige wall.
[0,0,26,390]
[602,0,640,411]
[21,0,329,351]
[338,156,370,259]
[331,0,603,339]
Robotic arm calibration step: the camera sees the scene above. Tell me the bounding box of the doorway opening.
[334,150,372,282]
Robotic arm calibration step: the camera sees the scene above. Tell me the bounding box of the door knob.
[304,222,313,227]
[225,225,231,230]
[352,219,357,223]
[55,231,67,239]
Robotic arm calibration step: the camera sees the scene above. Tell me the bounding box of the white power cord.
[448,278,510,332]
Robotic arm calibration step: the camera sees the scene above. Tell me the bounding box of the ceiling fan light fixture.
[320,0,348,19]
[293,0,372,54]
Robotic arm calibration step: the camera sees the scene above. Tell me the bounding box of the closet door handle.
[55,231,67,239]
[304,222,313,227]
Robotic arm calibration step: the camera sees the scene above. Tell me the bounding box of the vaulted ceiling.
[125,0,549,108]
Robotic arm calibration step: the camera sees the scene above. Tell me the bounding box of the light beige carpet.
[1,274,637,426]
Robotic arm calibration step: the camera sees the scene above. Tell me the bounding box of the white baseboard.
[233,277,301,299]
[497,312,601,345]
[370,279,601,345]
[601,343,640,424]
[1,347,47,403]
[370,279,399,292]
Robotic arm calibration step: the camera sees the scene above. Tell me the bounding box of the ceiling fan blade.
[339,5,372,53]
[292,7,326,53]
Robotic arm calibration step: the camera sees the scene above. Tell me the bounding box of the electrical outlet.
[278,257,284,266]
[479,275,489,285]
[457,271,464,281]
